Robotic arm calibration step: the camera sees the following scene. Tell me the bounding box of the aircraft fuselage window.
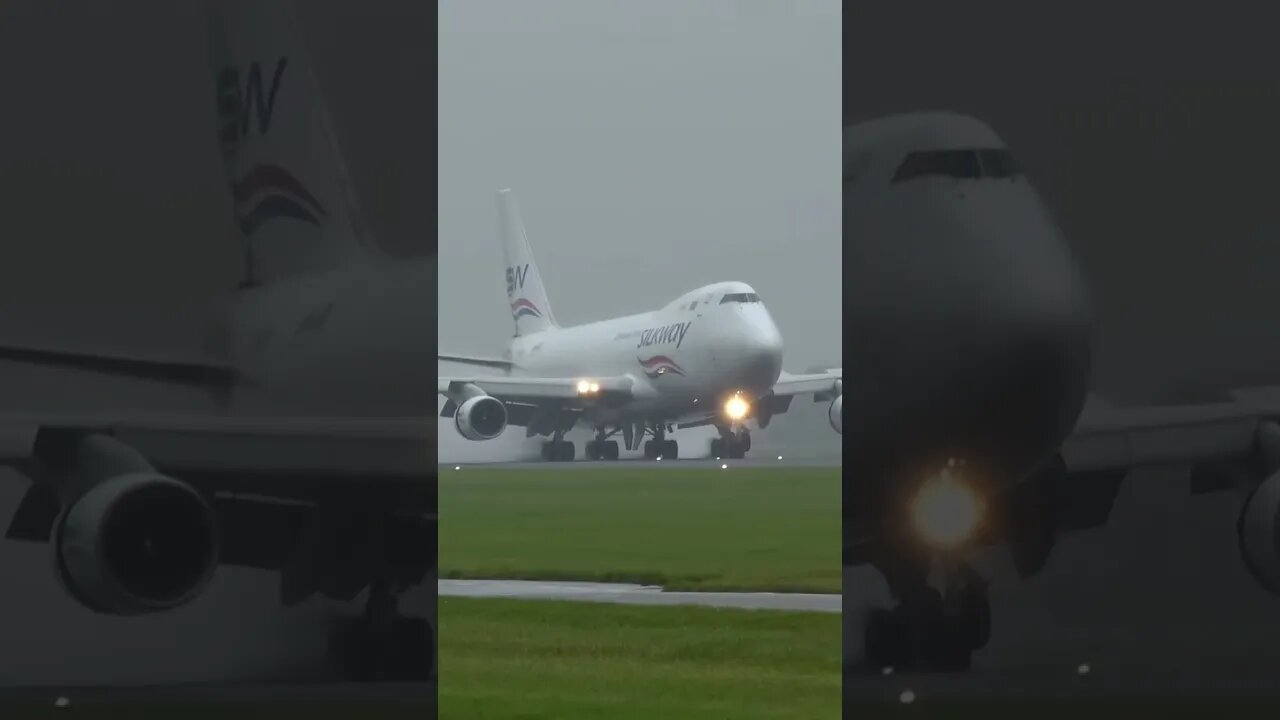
[892,148,1021,184]
[720,292,761,304]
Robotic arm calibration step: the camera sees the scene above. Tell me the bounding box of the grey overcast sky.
[0,0,432,330]
[438,0,842,370]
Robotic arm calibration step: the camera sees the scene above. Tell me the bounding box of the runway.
[440,579,841,612]
[0,681,437,708]
[440,456,840,470]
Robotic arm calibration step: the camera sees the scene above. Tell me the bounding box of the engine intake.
[829,395,842,434]
[55,472,219,615]
[455,395,508,441]
[1239,469,1280,595]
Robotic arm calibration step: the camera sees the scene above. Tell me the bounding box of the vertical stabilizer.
[207,0,381,287]
[497,189,558,336]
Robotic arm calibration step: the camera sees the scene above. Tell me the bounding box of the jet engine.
[829,395,843,434]
[54,471,219,615]
[1239,469,1280,595]
[455,395,508,441]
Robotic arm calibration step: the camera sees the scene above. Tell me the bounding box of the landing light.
[909,468,983,549]
[724,393,750,421]
[576,379,601,395]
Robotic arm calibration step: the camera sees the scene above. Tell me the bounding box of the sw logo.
[215,57,327,236]
[638,355,686,379]
[230,164,327,236]
[511,298,543,320]
[506,264,530,297]
[217,58,288,155]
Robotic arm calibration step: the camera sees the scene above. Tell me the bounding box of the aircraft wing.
[1008,386,1280,545]
[1,412,434,596]
[1062,391,1269,473]
[437,375,635,404]
[771,369,843,400]
[438,353,513,372]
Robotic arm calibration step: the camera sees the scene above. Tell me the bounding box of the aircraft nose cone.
[844,234,1093,480]
[743,320,784,390]
[973,298,1092,470]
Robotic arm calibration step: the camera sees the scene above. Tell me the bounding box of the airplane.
[436,190,843,462]
[842,111,1280,673]
[0,0,436,681]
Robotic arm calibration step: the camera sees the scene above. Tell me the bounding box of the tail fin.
[206,0,381,288]
[497,189,558,336]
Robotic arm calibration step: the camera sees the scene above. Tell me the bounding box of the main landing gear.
[862,557,990,672]
[643,423,679,460]
[586,427,621,461]
[329,580,434,681]
[319,508,435,682]
[541,428,575,461]
[710,427,751,460]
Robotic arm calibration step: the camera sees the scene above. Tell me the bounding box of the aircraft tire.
[863,588,977,672]
[663,440,679,459]
[602,441,620,460]
[329,615,434,682]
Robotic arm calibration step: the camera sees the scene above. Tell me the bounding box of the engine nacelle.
[54,472,219,615]
[828,395,842,434]
[454,395,508,441]
[1239,469,1280,595]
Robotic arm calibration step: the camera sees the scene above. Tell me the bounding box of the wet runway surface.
[440,579,841,612]
[843,466,1280,704]
[441,456,840,470]
[0,681,437,708]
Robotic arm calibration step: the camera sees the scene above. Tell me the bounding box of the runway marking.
[439,579,840,613]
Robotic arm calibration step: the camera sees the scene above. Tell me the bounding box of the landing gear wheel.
[863,608,904,670]
[542,440,575,461]
[330,581,434,682]
[663,440,679,459]
[710,436,746,460]
[944,565,991,652]
[736,430,751,455]
[328,616,434,681]
[587,439,620,460]
[864,571,988,673]
[644,440,659,459]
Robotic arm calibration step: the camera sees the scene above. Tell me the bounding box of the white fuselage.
[508,281,785,428]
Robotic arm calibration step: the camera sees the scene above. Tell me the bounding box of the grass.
[439,466,841,593]
[438,596,841,720]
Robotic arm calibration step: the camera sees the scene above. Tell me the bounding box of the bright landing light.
[576,379,600,395]
[910,469,983,548]
[723,394,750,421]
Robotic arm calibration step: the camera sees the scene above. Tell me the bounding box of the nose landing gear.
[863,558,991,672]
[710,425,751,459]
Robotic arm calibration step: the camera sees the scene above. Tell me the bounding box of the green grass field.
[439,466,841,593]
[439,596,841,720]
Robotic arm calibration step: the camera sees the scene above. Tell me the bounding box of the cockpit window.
[976,149,1020,178]
[720,292,761,304]
[891,149,1021,184]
